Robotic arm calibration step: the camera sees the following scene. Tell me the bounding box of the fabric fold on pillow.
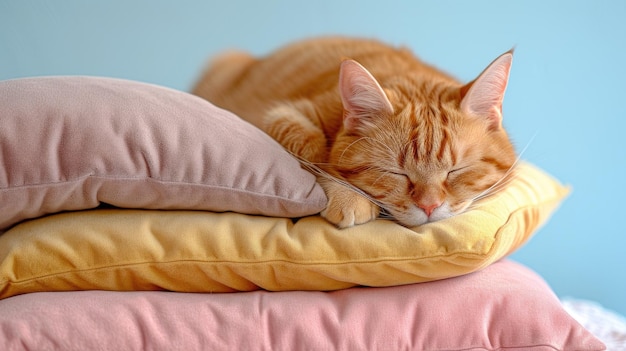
[0,76,327,231]
[0,162,569,298]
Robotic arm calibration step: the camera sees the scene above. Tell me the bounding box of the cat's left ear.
[460,50,513,130]
[339,59,394,133]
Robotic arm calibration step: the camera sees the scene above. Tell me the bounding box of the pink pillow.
[0,260,605,350]
[0,76,326,230]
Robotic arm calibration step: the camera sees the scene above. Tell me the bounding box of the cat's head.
[330,51,517,227]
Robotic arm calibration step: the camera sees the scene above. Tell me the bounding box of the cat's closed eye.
[390,171,409,178]
[447,166,469,178]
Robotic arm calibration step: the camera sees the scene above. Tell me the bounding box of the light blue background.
[2,1,625,315]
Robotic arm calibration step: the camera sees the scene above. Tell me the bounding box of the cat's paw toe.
[322,196,379,228]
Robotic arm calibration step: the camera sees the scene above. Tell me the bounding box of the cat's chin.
[391,203,457,227]
[389,207,430,227]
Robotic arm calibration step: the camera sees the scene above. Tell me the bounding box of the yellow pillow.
[0,162,568,298]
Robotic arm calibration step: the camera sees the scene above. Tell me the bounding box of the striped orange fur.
[193,37,516,228]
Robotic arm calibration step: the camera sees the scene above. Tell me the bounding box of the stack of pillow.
[0,76,605,350]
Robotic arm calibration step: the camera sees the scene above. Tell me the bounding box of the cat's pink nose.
[418,202,441,217]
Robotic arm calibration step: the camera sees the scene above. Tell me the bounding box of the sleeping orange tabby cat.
[193,37,516,228]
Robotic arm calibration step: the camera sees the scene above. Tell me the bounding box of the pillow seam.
[0,175,322,205]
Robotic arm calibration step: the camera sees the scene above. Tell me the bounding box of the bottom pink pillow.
[0,260,605,351]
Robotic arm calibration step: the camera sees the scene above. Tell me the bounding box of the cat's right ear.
[339,59,394,133]
[460,50,513,131]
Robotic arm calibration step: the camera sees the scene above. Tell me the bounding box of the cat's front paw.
[321,188,379,228]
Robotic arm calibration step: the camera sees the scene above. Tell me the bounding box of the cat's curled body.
[193,37,516,228]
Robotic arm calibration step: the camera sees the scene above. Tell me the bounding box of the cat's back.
[241,37,422,91]
[192,37,453,127]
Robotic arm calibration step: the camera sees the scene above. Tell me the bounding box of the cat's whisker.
[472,168,517,202]
[470,165,517,204]
[367,134,398,160]
[339,137,370,164]
[371,173,387,187]
[285,149,388,210]
[469,133,535,204]
[468,176,516,209]
[339,135,398,165]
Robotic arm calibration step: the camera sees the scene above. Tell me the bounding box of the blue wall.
[2,1,625,315]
